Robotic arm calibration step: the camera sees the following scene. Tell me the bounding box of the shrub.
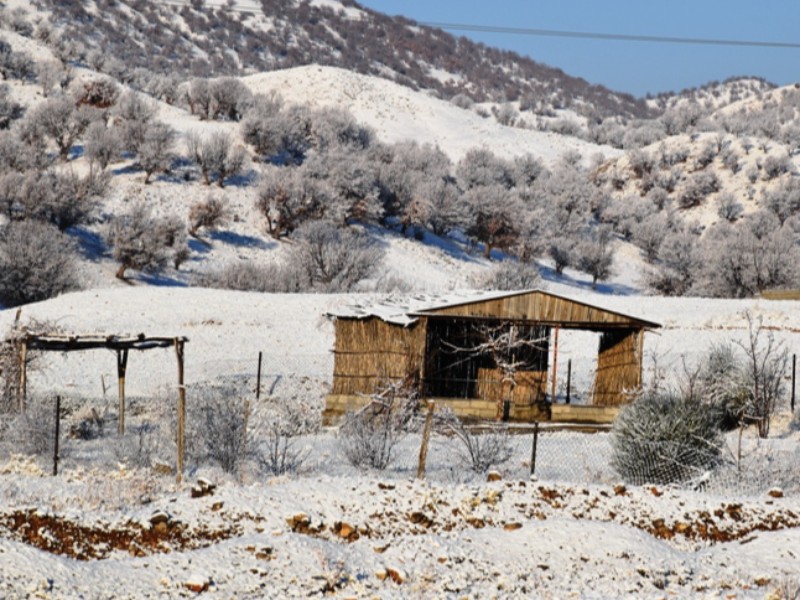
[480,260,542,291]
[338,382,417,471]
[23,96,96,161]
[188,195,229,237]
[106,203,187,280]
[611,390,723,485]
[186,130,246,187]
[253,401,318,476]
[8,395,56,456]
[288,221,383,292]
[438,413,513,474]
[138,120,175,184]
[186,386,249,474]
[83,121,122,171]
[0,220,81,306]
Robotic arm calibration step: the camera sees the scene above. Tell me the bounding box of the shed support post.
[175,339,186,484]
[637,329,645,387]
[117,349,129,435]
[550,326,560,402]
[18,340,27,412]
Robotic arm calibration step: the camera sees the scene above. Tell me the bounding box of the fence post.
[530,421,539,477]
[417,401,435,479]
[792,354,796,413]
[566,359,572,405]
[53,395,61,476]
[256,351,263,401]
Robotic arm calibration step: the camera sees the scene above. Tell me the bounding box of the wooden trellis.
[14,333,189,483]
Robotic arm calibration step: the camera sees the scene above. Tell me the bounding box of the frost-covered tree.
[106,203,187,280]
[188,194,229,237]
[463,184,523,258]
[23,95,95,160]
[456,147,514,190]
[255,167,327,239]
[422,178,465,237]
[83,121,121,172]
[288,221,383,292]
[716,192,744,223]
[575,226,614,289]
[0,220,80,306]
[648,230,701,296]
[138,120,175,184]
[112,91,158,154]
[310,106,373,153]
[186,130,246,187]
[479,259,542,291]
[208,76,252,121]
[0,83,23,129]
[763,177,800,224]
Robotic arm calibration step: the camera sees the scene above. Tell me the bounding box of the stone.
[486,471,502,482]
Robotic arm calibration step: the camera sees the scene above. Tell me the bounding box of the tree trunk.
[115,264,128,280]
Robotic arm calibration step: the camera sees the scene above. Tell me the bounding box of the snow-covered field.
[1,287,800,598]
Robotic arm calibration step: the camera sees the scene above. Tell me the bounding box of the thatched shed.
[325,289,660,423]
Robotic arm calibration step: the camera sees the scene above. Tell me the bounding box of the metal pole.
[175,339,186,484]
[117,349,129,435]
[550,327,560,402]
[566,359,572,405]
[256,351,263,401]
[53,395,61,476]
[530,422,539,477]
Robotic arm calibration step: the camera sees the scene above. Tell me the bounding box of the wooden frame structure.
[14,333,189,483]
[325,290,660,424]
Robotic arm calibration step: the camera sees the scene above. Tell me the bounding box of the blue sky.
[357,0,800,97]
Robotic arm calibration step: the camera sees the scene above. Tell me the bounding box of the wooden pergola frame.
[15,333,189,483]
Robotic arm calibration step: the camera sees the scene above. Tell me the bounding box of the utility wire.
[420,22,800,50]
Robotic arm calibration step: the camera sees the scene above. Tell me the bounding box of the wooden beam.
[175,338,186,484]
[550,326,560,402]
[117,349,129,435]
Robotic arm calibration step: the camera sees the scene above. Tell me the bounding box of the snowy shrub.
[73,76,120,109]
[480,260,542,291]
[338,383,417,471]
[255,168,327,239]
[288,221,384,292]
[253,401,318,476]
[764,177,800,224]
[188,194,229,237]
[196,261,307,293]
[0,220,81,307]
[695,343,750,430]
[677,172,719,209]
[449,93,473,109]
[23,96,95,161]
[762,154,792,181]
[575,226,614,289]
[0,84,23,129]
[112,91,157,154]
[0,43,36,81]
[8,395,57,456]
[438,413,513,474]
[186,130,247,188]
[632,212,670,263]
[113,422,162,469]
[715,192,743,222]
[83,121,121,171]
[138,120,175,184]
[493,102,518,126]
[611,390,723,485]
[186,387,249,474]
[310,106,373,152]
[106,203,187,280]
[208,77,252,121]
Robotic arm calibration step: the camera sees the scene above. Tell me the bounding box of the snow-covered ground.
[1,287,800,598]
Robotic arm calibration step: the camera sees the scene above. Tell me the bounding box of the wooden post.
[530,421,539,477]
[550,326,560,402]
[256,351,263,401]
[417,401,435,479]
[566,359,572,405]
[53,395,61,476]
[175,339,186,484]
[18,340,27,412]
[117,349,129,435]
[792,354,796,413]
[637,329,645,387]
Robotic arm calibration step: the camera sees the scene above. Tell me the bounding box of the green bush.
[611,390,723,485]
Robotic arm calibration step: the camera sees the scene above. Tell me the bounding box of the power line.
[419,21,800,50]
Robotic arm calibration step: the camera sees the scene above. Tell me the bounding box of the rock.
[375,570,387,581]
[486,471,502,482]
[386,566,406,584]
[191,478,216,498]
[613,484,627,496]
[184,573,210,593]
[211,501,224,512]
[334,521,357,540]
[149,510,170,528]
[767,488,784,498]
[503,522,522,531]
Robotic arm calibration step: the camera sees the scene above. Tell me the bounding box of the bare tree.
[23,95,95,160]
[83,121,121,172]
[736,311,789,438]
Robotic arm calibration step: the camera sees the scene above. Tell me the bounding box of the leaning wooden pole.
[417,401,435,480]
[175,339,186,484]
[117,349,129,435]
